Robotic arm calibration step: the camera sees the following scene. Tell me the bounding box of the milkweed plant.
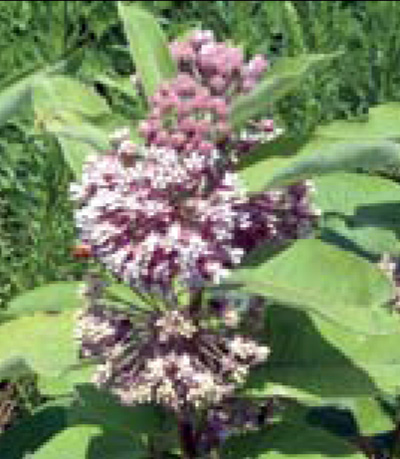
[4,3,400,458]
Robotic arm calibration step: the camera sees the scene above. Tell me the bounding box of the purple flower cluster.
[71,139,316,295]
[76,276,269,412]
[72,29,320,412]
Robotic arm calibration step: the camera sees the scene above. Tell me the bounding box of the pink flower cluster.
[76,276,270,412]
[169,30,267,97]
[71,140,317,295]
[72,29,320,412]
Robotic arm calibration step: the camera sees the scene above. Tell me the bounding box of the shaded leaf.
[222,422,363,458]
[0,403,69,459]
[32,425,144,459]
[69,384,173,436]
[117,2,177,101]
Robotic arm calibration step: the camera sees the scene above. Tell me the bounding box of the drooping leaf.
[0,310,79,377]
[264,141,400,189]
[6,281,83,316]
[117,2,177,101]
[230,53,337,128]
[227,239,398,335]
[69,384,173,436]
[32,425,145,459]
[222,422,363,458]
[314,173,400,257]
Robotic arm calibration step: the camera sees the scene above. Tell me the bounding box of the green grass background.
[1,0,400,306]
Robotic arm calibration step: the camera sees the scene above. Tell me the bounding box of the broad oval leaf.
[0,310,79,377]
[314,102,400,142]
[117,2,177,101]
[265,141,400,189]
[244,306,378,399]
[226,239,398,335]
[314,173,400,257]
[7,281,83,316]
[311,312,400,396]
[230,53,337,128]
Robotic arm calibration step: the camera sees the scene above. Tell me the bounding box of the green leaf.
[244,306,378,399]
[7,281,83,316]
[230,53,337,128]
[238,134,313,193]
[34,75,110,120]
[0,357,33,381]
[314,103,400,142]
[0,61,65,127]
[222,422,363,458]
[69,384,173,436]
[350,397,393,435]
[0,310,79,377]
[0,402,69,459]
[34,76,112,176]
[117,2,177,101]
[314,173,400,257]
[38,365,94,397]
[227,239,398,335]
[32,425,145,459]
[104,282,152,310]
[265,140,400,189]
[311,312,400,396]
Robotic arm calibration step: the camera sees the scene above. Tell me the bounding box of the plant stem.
[178,417,197,459]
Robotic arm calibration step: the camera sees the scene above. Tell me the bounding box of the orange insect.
[72,243,92,258]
